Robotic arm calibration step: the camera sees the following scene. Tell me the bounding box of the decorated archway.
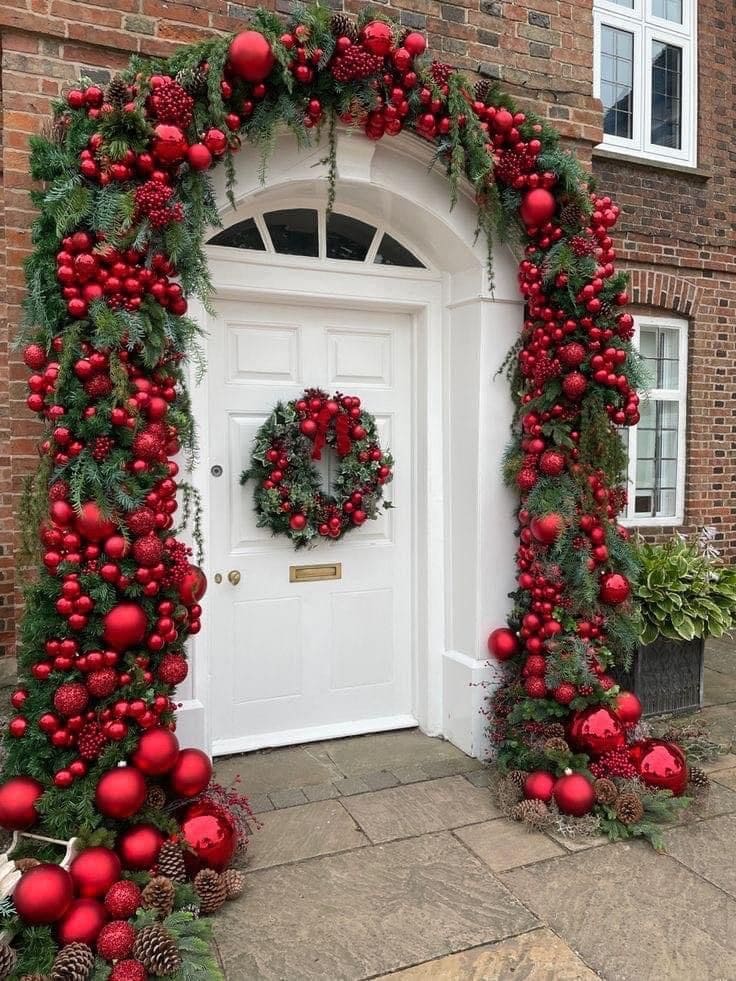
[1,3,695,975]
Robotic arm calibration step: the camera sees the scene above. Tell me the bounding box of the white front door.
[206,296,416,753]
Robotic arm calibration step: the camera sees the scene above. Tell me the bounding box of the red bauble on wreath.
[117,824,165,870]
[228,30,275,82]
[69,846,122,898]
[553,770,595,816]
[523,770,556,803]
[487,627,519,661]
[132,726,180,776]
[629,739,689,796]
[13,864,74,924]
[56,898,108,945]
[179,564,207,606]
[169,747,213,798]
[599,572,631,605]
[0,776,43,830]
[102,603,148,650]
[614,690,643,728]
[180,798,238,873]
[95,766,147,819]
[568,705,626,757]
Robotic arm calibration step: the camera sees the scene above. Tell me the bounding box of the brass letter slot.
[289,562,342,583]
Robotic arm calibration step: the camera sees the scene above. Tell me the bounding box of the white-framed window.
[593,0,697,166]
[621,316,688,525]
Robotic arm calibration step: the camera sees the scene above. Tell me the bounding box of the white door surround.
[176,129,523,759]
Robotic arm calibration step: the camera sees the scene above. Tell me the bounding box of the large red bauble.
[553,771,595,816]
[169,748,213,798]
[75,501,115,542]
[599,572,631,605]
[95,767,147,819]
[102,603,148,650]
[69,846,122,899]
[523,770,556,803]
[568,705,625,757]
[56,898,108,945]
[614,690,643,728]
[187,142,213,171]
[180,799,237,873]
[629,739,689,796]
[152,123,188,163]
[179,564,207,606]
[13,864,73,924]
[403,31,427,56]
[530,513,564,545]
[361,20,393,56]
[117,824,165,870]
[228,31,275,82]
[131,727,180,776]
[520,188,556,227]
[487,627,519,662]
[0,776,43,830]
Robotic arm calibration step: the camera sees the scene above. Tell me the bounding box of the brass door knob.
[227,570,241,585]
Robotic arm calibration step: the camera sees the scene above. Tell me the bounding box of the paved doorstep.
[453,819,565,872]
[663,813,736,899]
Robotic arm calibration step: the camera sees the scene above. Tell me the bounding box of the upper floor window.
[593,0,697,166]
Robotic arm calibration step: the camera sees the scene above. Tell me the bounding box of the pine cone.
[507,769,528,788]
[0,944,16,981]
[133,925,182,977]
[543,737,570,754]
[474,79,492,103]
[330,12,358,41]
[147,784,168,811]
[157,839,187,884]
[175,64,208,97]
[220,867,245,900]
[20,975,49,981]
[496,774,524,812]
[544,722,566,740]
[107,75,129,111]
[51,943,95,981]
[615,791,645,826]
[194,868,227,915]
[688,766,710,791]
[593,778,619,806]
[559,201,585,230]
[511,798,551,831]
[142,875,175,918]
[15,857,41,873]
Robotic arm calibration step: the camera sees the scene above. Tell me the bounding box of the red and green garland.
[0,1,700,973]
[241,388,393,546]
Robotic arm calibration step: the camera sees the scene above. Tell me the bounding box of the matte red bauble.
[179,564,207,606]
[487,627,519,661]
[56,898,108,945]
[361,20,393,56]
[523,770,556,803]
[530,513,564,545]
[186,142,213,171]
[75,501,116,542]
[629,739,689,796]
[180,799,237,873]
[95,767,147,819]
[13,864,73,924]
[403,31,427,56]
[69,846,122,898]
[614,690,643,728]
[152,124,188,163]
[520,188,556,226]
[0,776,43,830]
[599,571,631,605]
[553,770,595,816]
[132,727,180,776]
[102,603,148,650]
[228,31,275,82]
[568,705,625,757]
[169,748,213,798]
[117,824,165,870]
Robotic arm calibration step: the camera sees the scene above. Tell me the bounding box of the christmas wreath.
[242,388,393,546]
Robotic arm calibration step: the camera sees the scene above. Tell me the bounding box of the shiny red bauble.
[56,898,108,945]
[520,188,556,227]
[169,748,213,798]
[187,142,213,171]
[117,824,165,870]
[530,513,564,545]
[95,767,147,819]
[599,571,631,605]
[179,564,207,606]
[523,770,556,803]
[228,30,275,82]
[180,799,237,873]
[0,776,43,830]
[403,31,427,56]
[487,627,519,662]
[568,705,626,757]
[131,726,180,776]
[69,846,122,899]
[361,20,393,56]
[553,771,595,816]
[614,690,643,728]
[75,501,116,541]
[629,739,689,796]
[14,864,74,924]
[153,124,188,163]
[102,603,148,650]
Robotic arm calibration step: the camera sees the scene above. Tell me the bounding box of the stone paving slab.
[692,705,736,751]
[704,667,736,707]
[663,813,736,899]
[215,745,342,794]
[712,766,736,790]
[454,819,565,872]
[501,841,736,980]
[319,730,470,776]
[703,753,736,773]
[342,776,501,844]
[245,799,368,871]
[214,832,538,980]
[374,929,599,980]
[677,781,736,824]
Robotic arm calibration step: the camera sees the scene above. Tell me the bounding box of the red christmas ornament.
[117,824,165,870]
[97,919,137,960]
[95,767,147,819]
[487,627,518,661]
[568,705,625,757]
[530,513,564,545]
[157,652,188,686]
[539,449,565,477]
[614,690,643,728]
[599,572,631,605]
[553,682,576,705]
[102,603,148,650]
[0,776,43,830]
[228,30,275,82]
[152,124,188,163]
[361,20,393,56]
[187,142,213,171]
[131,727,180,776]
[104,879,142,920]
[553,770,595,816]
[54,682,89,717]
[523,770,555,803]
[403,31,427,56]
[629,739,689,796]
[69,846,122,899]
[179,564,207,606]
[520,188,556,226]
[169,747,213,798]
[75,501,116,542]
[180,798,237,873]
[56,898,108,946]
[14,864,74,924]
[87,668,118,698]
[110,960,147,981]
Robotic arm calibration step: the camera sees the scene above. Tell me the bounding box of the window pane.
[601,27,634,139]
[651,41,682,148]
[208,217,266,251]
[634,397,680,517]
[374,233,425,268]
[610,0,634,5]
[264,209,319,257]
[638,324,680,389]
[326,213,376,261]
[652,0,682,23]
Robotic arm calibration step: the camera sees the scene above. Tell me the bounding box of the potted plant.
[619,529,736,716]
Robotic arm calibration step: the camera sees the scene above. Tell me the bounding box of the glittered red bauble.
[361,20,393,56]
[520,188,556,227]
[614,690,643,728]
[54,682,89,717]
[152,123,188,163]
[75,501,116,542]
[629,739,689,796]
[105,880,142,920]
[553,771,595,816]
[228,31,275,82]
[179,564,207,606]
[599,572,631,605]
[568,705,625,757]
[56,898,108,946]
[523,770,556,803]
[97,919,137,960]
[117,824,165,871]
[13,864,73,924]
[487,627,519,662]
[95,767,147,820]
[530,513,564,545]
[180,799,237,873]
[131,727,180,776]
[110,960,147,981]
[157,652,188,686]
[69,847,122,899]
[0,776,43,830]
[102,603,148,650]
[169,748,213,798]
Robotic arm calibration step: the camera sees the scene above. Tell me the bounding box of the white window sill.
[593,146,709,179]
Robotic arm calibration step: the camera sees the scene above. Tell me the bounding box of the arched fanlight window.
[208,207,425,269]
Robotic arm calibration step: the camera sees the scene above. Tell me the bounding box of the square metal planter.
[614,636,705,717]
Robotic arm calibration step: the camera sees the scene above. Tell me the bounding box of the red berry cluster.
[590,747,638,780]
[149,78,194,129]
[331,42,384,83]
[134,179,184,229]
